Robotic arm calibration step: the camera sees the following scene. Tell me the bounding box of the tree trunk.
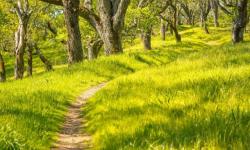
[27,44,33,76]
[15,25,27,79]
[160,19,166,40]
[87,39,103,60]
[187,15,193,25]
[40,0,131,56]
[199,0,211,34]
[170,25,174,35]
[62,0,84,64]
[34,44,53,71]
[201,15,210,34]
[171,25,181,43]
[232,0,248,43]
[211,0,219,27]
[97,0,125,55]
[0,53,6,82]
[142,28,152,50]
[14,0,31,80]
[100,30,123,55]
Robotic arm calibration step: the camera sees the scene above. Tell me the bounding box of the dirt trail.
[51,83,106,150]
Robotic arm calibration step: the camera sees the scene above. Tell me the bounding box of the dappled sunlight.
[85,32,250,149]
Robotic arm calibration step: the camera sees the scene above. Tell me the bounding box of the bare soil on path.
[51,83,106,150]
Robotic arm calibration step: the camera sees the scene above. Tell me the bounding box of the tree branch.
[113,0,131,31]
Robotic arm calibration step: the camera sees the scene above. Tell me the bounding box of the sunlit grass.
[0,27,249,149]
[85,30,250,149]
[0,37,188,149]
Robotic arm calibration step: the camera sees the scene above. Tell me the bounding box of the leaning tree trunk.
[0,53,6,82]
[14,0,31,79]
[160,19,166,41]
[142,28,152,50]
[62,0,83,64]
[34,44,53,71]
[171,24,181,43]
[232,0,248,43]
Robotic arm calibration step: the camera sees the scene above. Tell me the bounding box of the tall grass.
[0,27,249,149]
[85,34,250,149]
[0,37,190,149]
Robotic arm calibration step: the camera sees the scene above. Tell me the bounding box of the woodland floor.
[51,83,106,150]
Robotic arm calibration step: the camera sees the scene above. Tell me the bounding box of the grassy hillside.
[0,30,192,149]
[85,29,250,149]
[0,27,249,149]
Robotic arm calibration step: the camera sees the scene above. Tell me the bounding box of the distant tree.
[199,0,211,34]
[160,0,182,42]
[180,0,196,25]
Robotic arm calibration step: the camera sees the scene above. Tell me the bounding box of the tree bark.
[199,0,211,34]
[160,19,166,40]
[171,24,181,43]
[142,28,152,50]
[210,0,219,27]
[170,25,174,35]
[34,44,53,71]
[14,0,31,79]
[40,0,131,56]
[0,53,6,82]
[232,0,248,43]
[100,30,123,55]
[87,39,103,60]
[27,44,33,76]
[62,0,83,64]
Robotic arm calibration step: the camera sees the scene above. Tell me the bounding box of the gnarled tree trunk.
[87,39,103,60]
[232,0,248,43]
[62,0,83,64]
[14,0,32,79]
[40,0,131,56]
[0,53,6,82]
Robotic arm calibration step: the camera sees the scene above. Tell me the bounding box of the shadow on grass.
[0,90,72,149]
[85,68,250,149]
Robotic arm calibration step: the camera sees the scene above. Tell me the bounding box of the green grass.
[85,30,250,149]
[0,27,249,149]
[0,33,190,149]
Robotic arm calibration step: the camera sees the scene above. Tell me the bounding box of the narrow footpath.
[51,83,106,150]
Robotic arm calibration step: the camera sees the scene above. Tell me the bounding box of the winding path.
[51,83,106,150]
